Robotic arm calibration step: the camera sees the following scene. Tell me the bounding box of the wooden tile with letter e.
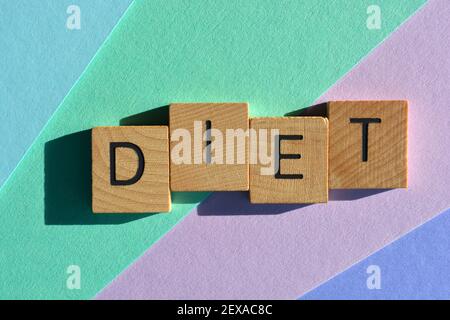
[328,100,408,189]
[92,126,170,213]
[170,103,249,191]
[249,117,328,204]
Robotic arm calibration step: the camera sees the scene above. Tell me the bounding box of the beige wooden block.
[250,117,328,204]
[92,126,170,213]
[170,103,249,191]
[328,100,408,189]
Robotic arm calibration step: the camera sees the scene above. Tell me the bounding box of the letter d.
[110,142,145,186]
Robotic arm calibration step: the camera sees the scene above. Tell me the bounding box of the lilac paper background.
[97,0,450,299]
[300,208,450,300]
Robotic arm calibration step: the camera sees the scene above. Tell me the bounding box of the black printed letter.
[349,118,381,162]
[275,135,304,179]
[110,142,145,186]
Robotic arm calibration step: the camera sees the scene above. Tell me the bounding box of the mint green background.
[0,0,425,299]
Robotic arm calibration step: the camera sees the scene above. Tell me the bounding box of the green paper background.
[0,0,425,299]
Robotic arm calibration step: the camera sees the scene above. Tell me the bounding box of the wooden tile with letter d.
[92,126,171,213]
[328,100,408,189]
[249,117,329,204]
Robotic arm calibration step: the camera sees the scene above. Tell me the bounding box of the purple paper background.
[97,0,450,299]
[300,208,450,300]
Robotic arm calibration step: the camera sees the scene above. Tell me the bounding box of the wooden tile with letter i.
[92,126,171,213]
[328,100,408,189]
[170,103,249,191]
[249,117,328,204]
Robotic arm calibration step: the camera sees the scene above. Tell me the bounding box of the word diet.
[92,101,408,213]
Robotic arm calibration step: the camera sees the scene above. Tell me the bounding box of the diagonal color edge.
[0,0,133,190]
[96,0,450,299]
[300,208,450,300]
[0,0,426,299]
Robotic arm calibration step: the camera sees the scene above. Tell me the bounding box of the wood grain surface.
[328,100,408,189]
[250,117,328,204]
[92,126,170,213]
[170,103,249,191]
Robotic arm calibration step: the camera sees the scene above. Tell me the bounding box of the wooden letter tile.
[328,100,408,189]
[170,103,249,191]
[249,117,328,204]
[92,126,170,213]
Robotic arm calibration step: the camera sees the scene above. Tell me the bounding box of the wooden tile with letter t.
[170,103,249,191]
[328,100,408,189]
[92,126,171,213]
[249,117,329,204]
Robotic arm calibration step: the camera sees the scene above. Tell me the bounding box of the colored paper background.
[97,0,450,299]
[0,0,428,299]
[300,208,450,300]
[0,0,132,188]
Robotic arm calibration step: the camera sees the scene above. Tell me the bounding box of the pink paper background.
[97,0,450,299]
